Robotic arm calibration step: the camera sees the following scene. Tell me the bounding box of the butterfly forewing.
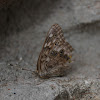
[37,24,74,78]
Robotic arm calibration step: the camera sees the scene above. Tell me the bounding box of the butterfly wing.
[37,24,74,78]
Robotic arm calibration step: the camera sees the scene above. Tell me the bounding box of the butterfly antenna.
[9,64,37,74]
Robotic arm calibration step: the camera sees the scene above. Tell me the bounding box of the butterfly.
[37,24,74,78]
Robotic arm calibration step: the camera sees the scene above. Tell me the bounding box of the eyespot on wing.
[50,50,58,57]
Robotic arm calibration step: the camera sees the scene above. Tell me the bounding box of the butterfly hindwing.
[37,24,74,78]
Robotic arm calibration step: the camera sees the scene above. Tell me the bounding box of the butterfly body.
[37,24,74,78]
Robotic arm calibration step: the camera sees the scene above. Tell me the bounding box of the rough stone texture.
[0,0,100,100]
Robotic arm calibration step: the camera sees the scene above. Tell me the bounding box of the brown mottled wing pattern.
[37,24,74,78]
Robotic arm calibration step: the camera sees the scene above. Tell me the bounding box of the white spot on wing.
[54,46,58,51]
[60,39,62,41]
[49,29,53,34]
[44,43,47,47]
[53,39,56,43]
[63,47,66,50]
[46,57,50,61]
[64,51,69,55]
[49,34,53,37]
[57,48,61,52]
[47,42,51,46]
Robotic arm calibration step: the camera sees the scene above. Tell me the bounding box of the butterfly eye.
[50,50,57,56]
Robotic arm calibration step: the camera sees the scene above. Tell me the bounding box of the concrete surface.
[0,0,100,100]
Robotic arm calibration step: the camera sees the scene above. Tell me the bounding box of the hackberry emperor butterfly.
[37,24,74,78]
